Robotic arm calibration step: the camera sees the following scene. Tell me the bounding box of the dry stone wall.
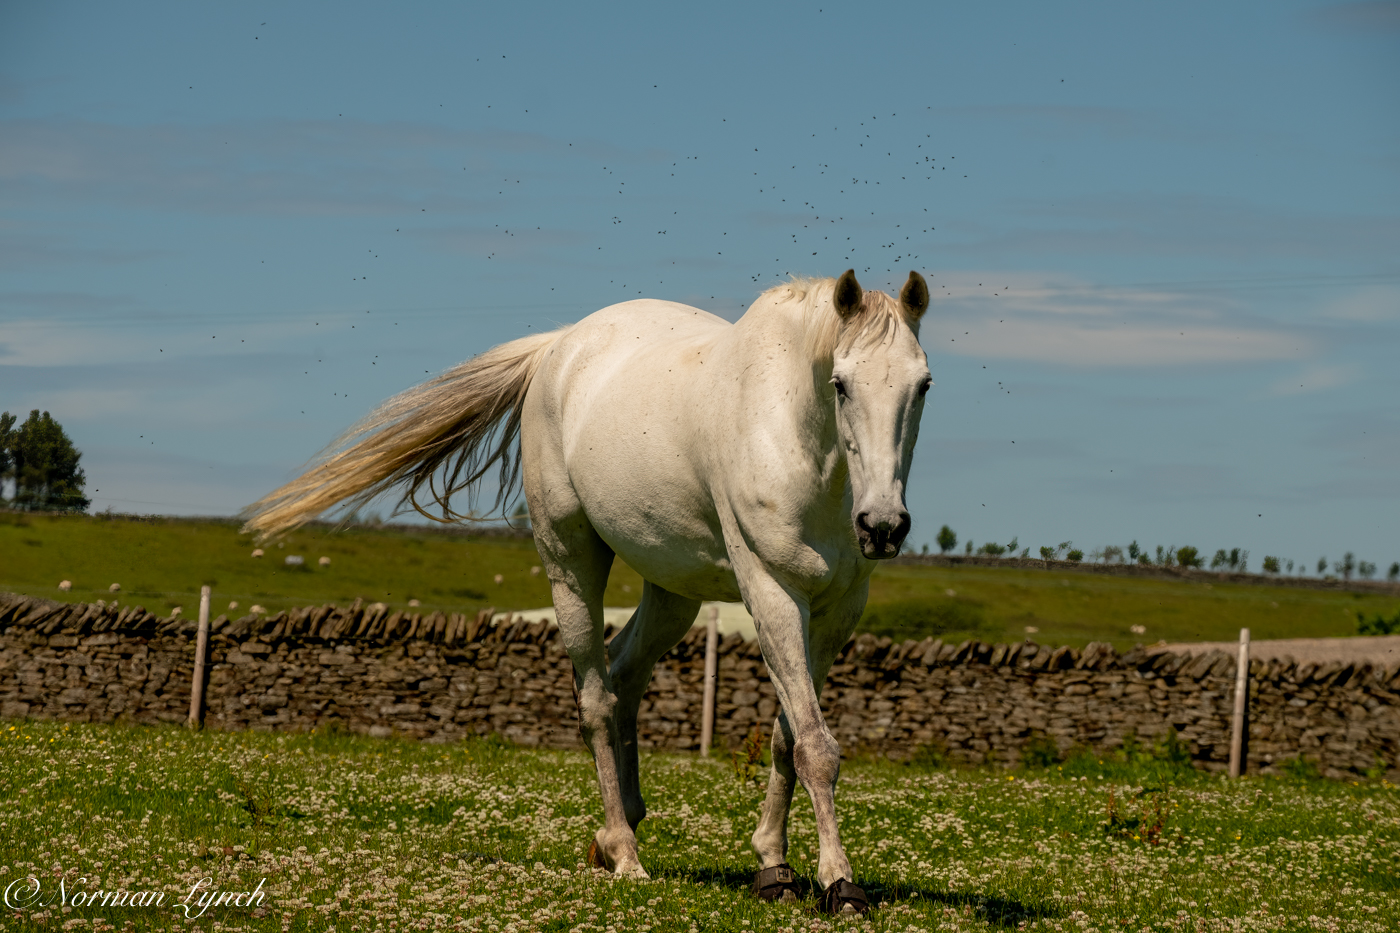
[2,593,1397,780]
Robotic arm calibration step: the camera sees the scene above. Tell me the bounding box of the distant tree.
[936,525,957,553]
[1066,549,1084,563]
[1176,546,1203,568]
[1389,562,1400,582]
[1156,545,1168,566]
[1335,552,1356,581]
[1286,559,1294,574]
[1262,556,1281,574]
[1211,549,1229,570]
[1101,545,1124,563]
[4,410,90,512]
[979,542,1006,557]
[920,543,929,555]
[1317,556,1328,575]
[1006,536,1018,553]
[1358,609,1400,636]
[0,411,14,499]
[1127,540,1141,563]
[509,501,531,529]
[1056,541,1073,560]
[1230,548,1248,572]
[1358,561,1377,580]
[1039,545,1054,561]
[964,541,974,555]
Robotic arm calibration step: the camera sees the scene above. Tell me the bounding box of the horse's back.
[522,300,741,600]
[529,299,727,433]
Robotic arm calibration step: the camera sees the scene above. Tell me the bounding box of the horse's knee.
[574,676,617,739]
[792,731,841,789]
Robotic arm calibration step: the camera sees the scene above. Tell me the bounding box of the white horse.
[243,269,931,913]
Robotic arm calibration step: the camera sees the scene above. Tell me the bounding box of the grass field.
[0,719,1396,932]
[3,510,1397,650]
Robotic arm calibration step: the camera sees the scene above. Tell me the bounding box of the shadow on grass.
[653,865,1054,927]
[864,879,1055,926]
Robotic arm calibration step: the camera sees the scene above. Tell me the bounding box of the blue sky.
[2,1,1397,574]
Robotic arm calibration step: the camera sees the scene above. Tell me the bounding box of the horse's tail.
[240,326,568,541]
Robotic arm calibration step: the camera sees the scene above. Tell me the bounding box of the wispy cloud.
[923,272,1310,366]
[0,231,163,269]
[1311,1,1400,32]
[929,104,1161,141]
[0,320,159,367]
[1325,285,1400,322]
[937,193,1400,264]
[0,118,642,217]
[1267,363,1361,396]
[409,225,590,261]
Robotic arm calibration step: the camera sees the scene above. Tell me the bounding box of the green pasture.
[861,563,1400,650]
[2,511,1396,650]
[0,719,1396,932]
[0,510,643,622]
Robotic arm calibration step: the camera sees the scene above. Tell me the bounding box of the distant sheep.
[170,607,183,618]
[228,601,239,610]
[530,565,542,577]
[319,556,331,566]
[249,604,266,614]
[109,583,121,593]
[251,548,264,558]
[285,555,304,566]
[58,580,72,592]
[494,574,504,585]
[408,598,421,607]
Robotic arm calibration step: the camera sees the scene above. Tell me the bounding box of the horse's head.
[829,269,930,559]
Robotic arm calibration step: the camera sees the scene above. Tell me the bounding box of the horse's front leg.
[742,573,867,912]
[751,588,866,888]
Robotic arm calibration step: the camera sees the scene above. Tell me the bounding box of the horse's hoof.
[817,878,868,915]
[586,839,609,871]
[754,863,803,903]
[616,862,650,879]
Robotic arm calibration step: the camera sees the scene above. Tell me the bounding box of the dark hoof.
[818,878,868,915]
[586,839,609,871]
[754,863,802,903]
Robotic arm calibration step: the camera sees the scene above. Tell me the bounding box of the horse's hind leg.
[535,515,648,877]
[608,582,702,829]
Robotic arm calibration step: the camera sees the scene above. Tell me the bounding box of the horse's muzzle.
[855,510,911,560]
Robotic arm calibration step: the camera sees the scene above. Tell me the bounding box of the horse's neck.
[722,304,847,498]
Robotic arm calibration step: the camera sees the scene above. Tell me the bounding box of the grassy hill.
[2,510,1395,650]
[861,562,1398,650]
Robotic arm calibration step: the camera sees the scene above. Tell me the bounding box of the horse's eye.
[917,378,932,397]
[832,377,847,399]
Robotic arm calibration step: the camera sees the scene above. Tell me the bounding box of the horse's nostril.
[855,512,873,534]
[891,511,912,546]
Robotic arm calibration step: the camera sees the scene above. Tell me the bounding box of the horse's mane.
[758,276,915,364]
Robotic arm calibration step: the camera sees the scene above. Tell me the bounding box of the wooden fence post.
[1229,627,1250,778]
[699,604,720,756]
[187,585,210,729]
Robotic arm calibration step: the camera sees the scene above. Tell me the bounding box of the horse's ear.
[833,269,863,319]
[900,270,929,320]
